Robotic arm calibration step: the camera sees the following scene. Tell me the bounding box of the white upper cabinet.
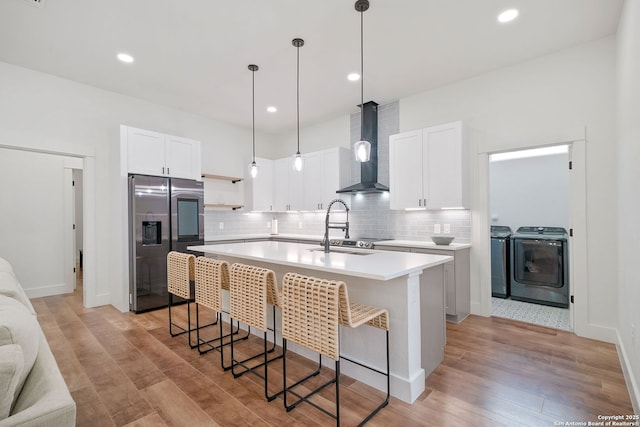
[244,157,274,212]
[303,147,350,211]
[389,129,423,210]
[270,147,350,212]
[273,157,304,211]
[389,121,468,210]
[124,126,201,180]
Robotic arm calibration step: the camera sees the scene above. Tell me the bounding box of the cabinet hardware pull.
[162,167,165,174]
[167,167,170,174]
[418,199,422,207]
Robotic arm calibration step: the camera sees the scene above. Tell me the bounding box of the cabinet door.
[389,130,424,209]
[273,158,289,211]
[274,158,303,211]
[424,121,465,209]
[127,127,167,176]
[288,166,304,210]
[165,136,200,180]
[303,151,324,210]
[247,158,274,211]
[320,148,350,211]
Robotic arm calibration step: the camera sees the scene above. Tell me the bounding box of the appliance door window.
[177,198,199,241]
[514,239,564,287]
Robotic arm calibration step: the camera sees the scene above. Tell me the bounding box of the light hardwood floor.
[32,281,634,426]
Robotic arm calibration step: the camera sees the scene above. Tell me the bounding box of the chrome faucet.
[323,199,350,253]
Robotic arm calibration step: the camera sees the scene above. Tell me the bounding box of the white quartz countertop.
[188,241,452,281]
[205,233,323,243]
[376,240,472,251]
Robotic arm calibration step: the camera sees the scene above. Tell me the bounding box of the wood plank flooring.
[32,283,634,426]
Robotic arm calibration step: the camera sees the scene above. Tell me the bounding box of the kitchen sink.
[308,248,374,256]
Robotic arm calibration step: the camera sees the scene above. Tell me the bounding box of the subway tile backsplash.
[204,100,471,243]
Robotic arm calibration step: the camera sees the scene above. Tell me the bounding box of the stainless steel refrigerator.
[128,174,204,313]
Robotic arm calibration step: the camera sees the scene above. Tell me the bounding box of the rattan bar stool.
[194,256,248,367]
[167,251,216,348]
[281,272,390,426]
[228,262,283,401]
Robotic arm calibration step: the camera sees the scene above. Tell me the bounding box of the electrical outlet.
[298,221,303,229]
[434,224,441,234]
[219,222,224,230]
[444,224,451,234]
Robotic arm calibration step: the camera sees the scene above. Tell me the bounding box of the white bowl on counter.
[431,235,455,245]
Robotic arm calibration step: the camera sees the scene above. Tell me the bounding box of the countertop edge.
[189,242,453,281]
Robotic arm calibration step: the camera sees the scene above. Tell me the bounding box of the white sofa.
[0,257,76,427]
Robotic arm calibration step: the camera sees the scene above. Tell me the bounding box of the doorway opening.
[72,169,84,296]
[488,144,572,331]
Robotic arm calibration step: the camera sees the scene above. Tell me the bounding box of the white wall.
[0,60,274,310]
[616,0,640,412]
[0,148,74,296]
[272,114,350,159]
[399,36,618,337]
[489,153,570,232]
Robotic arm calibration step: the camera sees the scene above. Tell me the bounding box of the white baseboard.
[616,330,640,415]
[23,283,73,299]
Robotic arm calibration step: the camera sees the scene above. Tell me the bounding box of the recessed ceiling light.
[266,106,277,113]
[497,9,519,23]
[347,73,360,81]
[117,53,134,63]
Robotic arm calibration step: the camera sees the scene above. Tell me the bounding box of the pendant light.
[248,64,259,178]
[292,38,304,172]
[353,0,371,163]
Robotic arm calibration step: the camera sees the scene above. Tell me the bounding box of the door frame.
[0,142,98,308]
[472,129,590,338]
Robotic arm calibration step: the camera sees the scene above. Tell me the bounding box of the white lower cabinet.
[411,247,470,323]
[376,244,470,323]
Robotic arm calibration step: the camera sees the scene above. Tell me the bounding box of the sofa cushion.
[0,295,40,415]
[0,344,24,420]
[0,272,35,315]
[0,258,13,274]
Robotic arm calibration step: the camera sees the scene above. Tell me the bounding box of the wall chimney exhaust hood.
[337,101,390,194]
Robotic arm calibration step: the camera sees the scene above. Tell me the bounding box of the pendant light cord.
[297,43,300,154]
[252,68,256,161]
[360,7,364,139]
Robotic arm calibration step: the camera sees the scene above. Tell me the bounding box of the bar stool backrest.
[281,272,341,361]
[230,263,279,332]
[167,251,195,300]
[194,257,230,312]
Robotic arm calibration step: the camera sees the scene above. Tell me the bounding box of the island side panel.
[419,263,446,376]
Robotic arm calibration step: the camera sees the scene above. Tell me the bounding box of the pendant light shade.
[292,38,304,172]
[354,0,371,163]
[248,64,259,178]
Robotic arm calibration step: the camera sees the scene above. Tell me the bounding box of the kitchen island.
[188,241,452,403]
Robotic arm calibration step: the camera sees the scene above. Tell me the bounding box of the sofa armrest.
[0,331,75,427]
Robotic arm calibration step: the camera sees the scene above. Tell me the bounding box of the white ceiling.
[0,0,623,134]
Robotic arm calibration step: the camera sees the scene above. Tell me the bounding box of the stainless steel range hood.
[337,101,389,194]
